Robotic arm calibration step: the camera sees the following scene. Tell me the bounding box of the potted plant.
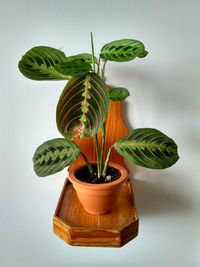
[18,33,179,215]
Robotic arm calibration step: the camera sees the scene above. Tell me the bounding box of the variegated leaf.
[54,61,92,76]
[33,138,80,177]
[65,53,98,64]
[109,87,130,101]
[18,46,69,80]
[56,73,109,139]
[100,39,148,62]
[114,128,179,169]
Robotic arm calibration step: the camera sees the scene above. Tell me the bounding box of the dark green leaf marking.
[100,39,148,62]
[65,53,98,64]
[109,87,130,101]
[33,138,80,177]
[114,128,179,169]
[18,46,69,80]
[56,73,109,139]
[54,61,92,76]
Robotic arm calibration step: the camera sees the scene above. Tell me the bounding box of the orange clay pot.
[68,162,128,215]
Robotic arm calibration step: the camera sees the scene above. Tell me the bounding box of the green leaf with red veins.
[114,128,179,169]
[56,73,109,139]
[33,138,80,177]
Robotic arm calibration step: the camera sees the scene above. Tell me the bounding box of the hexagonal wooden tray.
[53,177,138,247]
[53,101,139,247]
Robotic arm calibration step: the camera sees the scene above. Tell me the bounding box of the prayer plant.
[18,33,179,179]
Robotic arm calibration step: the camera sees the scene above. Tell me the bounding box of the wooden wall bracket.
[53,101,139,247]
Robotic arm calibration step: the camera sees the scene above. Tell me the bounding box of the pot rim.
[68,162,128,189]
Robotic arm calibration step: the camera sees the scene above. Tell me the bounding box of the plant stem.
[97,55,101,75]
[81,152,93,176]
[90,32,96,73]
[100,122,106,174]
[101,61,107,81]
[102,146,113,177]
[94,135,101,178]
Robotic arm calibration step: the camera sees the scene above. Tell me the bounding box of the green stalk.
[100,60,107,176]
[102,146,113,177]
[97,55,101,75]
[90,32,96,73]
[100,122,106,174]
[94,135,101,178]
[81,152,93,176]
[101,61,107,81]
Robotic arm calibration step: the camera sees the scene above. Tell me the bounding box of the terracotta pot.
[68,162,128,215]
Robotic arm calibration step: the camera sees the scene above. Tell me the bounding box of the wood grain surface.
[53,178,138,247]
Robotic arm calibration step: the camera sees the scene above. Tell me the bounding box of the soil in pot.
[75,164,121,184]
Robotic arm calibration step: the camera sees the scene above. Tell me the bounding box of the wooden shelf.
[53,100,139,247]
[53,178,139,247]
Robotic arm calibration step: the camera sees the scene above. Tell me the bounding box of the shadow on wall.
[130,167,192,217]
[108,63,198,218]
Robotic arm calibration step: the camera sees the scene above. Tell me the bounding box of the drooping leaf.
[66,53,98,64]
[114,128,179,169]
[109,87,130,101]
[100,39,148,62]
[18,46,69,80]
[33,138,80,177]
[56,73,109,139]
[54,61,92,76]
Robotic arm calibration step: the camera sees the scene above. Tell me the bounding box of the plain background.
[0,0,200,266]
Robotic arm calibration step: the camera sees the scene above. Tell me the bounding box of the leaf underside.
[56,73,109,139]
[100,39,148,62]
[33,138,80,177]
[114,128,179,169]
[109,87,130,101]
[18,46,69,80]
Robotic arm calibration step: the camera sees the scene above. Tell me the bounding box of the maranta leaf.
[54,61,92,76]
[109,87,130,101]
[114,128,179,169]
[18,46,69,80]
[65,53,98,64]
[100,39,148,62]
[33,138,80,177]
[56,73,109,139]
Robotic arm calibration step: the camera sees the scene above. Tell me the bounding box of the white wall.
[0,0,200,266]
